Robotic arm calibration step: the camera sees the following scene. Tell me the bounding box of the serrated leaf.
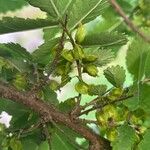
[0,0,27,13]
[43,27,60,41]
[68,0,108,29]
[32,38,59,66]
[88,84,107,96]
[0,43,33,72]
[112,125,137,150]
[80,32,127,47]
[104,65,126,87]
[138,129,150,150]
[126,37,150,81]
[0,17,58,35]
[26,0,71,19]
[84,48,114,67]
[0,98,35,130]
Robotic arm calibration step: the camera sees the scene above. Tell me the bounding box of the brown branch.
[80,95,133,116]
[109,0,150,43]
[0,82,111,150]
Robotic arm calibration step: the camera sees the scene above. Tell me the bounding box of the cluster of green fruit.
[47,24,100,91]
[96,103,149,142]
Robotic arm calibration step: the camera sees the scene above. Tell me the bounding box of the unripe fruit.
[96,105,119,127]
[107,88,123,101]
[83,55,98,62]
[75,23,86,43]
[75,81,89,94]
[106,128,118,141]
[84,64,98,77]
[73,44,85,60]
[61,49,74,62]
[49,80,59,90]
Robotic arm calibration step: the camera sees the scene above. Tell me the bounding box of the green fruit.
[75,81,89,94]
[96,105,120,127]
[107,88,123,101]
[75,23,86,43]
[83,54,98,62]
[61,49,74,62]
[73,44,85,60]
[9,138,22,150]
[49,80,59,90]
[130,114,143,126]
[84,64,98,77]
[106,128,118,141]
[138,126,147,134]
[60,75,71,87]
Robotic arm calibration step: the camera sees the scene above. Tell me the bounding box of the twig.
[80,119,98,125]
[81,88,113,111]
[28,16,68,95]
[80,95,133,116]
[109,0,150,43]
[46,16,68,77]
[10,121,42,138]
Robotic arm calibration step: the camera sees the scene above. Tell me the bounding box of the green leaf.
[85,48,114,67]
[59,98,76,113]
[138,129,150,150]
[139,83,150,114]
[145,51,150,78]
[0,17,58,35]
[43,27,60,41]
[68,0,108,29]
[51,126,78,150]
[26,0,71,19]
[104,65,126,87]
[80,32,127,47]
[32,38,59,66]
[38,141,49,150]
[21,140,38,150]
[0,43,33,72]
[0,0,27,13]
[88,84,107,96]
[126,37,150,81]
[112,125,137,150]
[42,85,59,106]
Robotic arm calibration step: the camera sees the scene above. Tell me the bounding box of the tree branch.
[0,82,110,150]
[109,0,150,43]
[80,95,133,116]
